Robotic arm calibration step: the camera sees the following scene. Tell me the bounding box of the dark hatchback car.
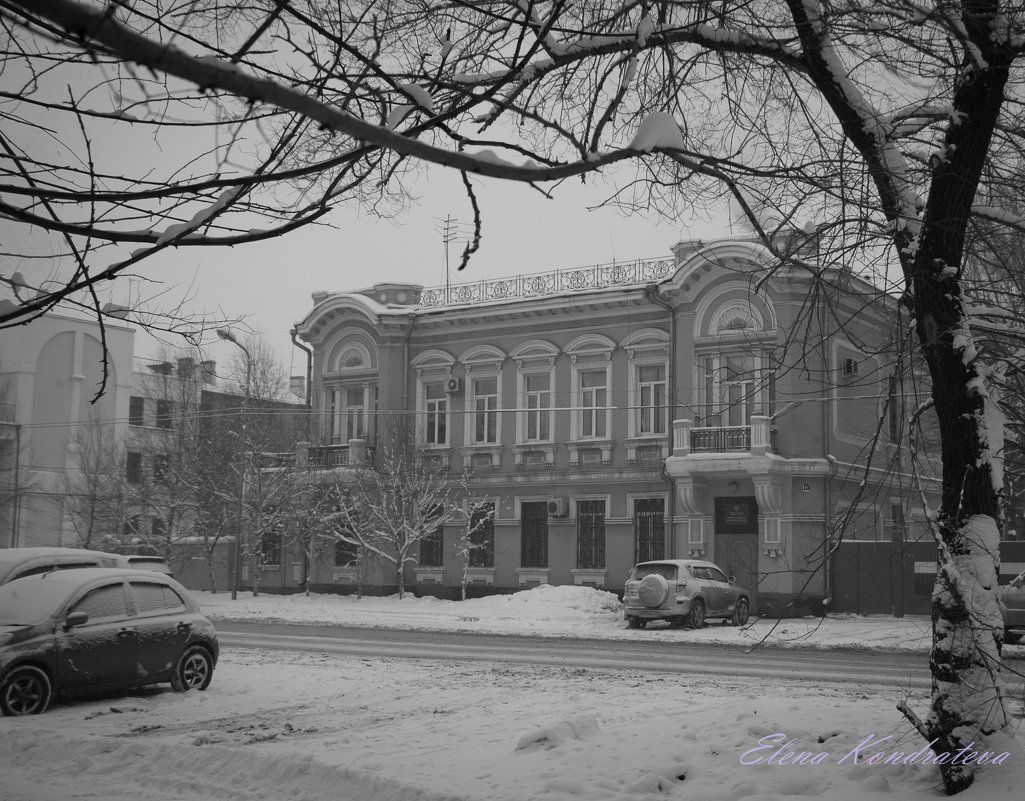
[0,568,218,716]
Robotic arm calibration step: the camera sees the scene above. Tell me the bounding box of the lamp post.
[217,328,252,601]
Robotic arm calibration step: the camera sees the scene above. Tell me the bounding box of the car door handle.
[116,628,135,638]
[177,622,191,633]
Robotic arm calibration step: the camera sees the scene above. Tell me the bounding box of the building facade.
[283,237,979,615]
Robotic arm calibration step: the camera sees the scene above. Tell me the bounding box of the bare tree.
[331,424,461,599]
[5,2,1025,789]
[61,416,128,550]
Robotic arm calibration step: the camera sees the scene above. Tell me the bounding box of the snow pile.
[195,586,939,651]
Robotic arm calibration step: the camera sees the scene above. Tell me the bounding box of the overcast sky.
[124,163,731,374]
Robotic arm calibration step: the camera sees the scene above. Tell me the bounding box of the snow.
[2,585,1023,801]
[628,112,685,153]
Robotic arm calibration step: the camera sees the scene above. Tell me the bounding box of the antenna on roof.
[435,216,472,303]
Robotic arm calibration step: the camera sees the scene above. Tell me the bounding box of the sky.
[127,164,727,373]
[1,585,1023,801]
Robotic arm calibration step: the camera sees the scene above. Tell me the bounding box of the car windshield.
[0,578,73,625]
[633,563,678,580]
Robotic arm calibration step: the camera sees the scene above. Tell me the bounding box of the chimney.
[177,357,195,379]
[289,375,306,399]
[200,360,217,384]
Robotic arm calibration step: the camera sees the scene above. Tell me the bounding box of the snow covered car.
[0,568,218,716]
[999,569,1025,645]
[622,559,750,629]
[0,547,126,586]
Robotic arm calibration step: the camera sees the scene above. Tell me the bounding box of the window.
[580,370,607,438]
[156,399,173,429]
[126,451,142,483]
[153,454,170,483]
[334,538,359,566]
[260,506,283,565]
[702,355,760,426]
[524,374,551,441]
[420,512,445,568]
[521,502,548,568]
[130,582,185,614]
[129,396,145,427]
[468,502,495,567]
[122,515,140,540]
[70,584,129,621]
[634,498,665,563]
[473,377,498,444]
[637,365,666,435]
[151,517,166,540]
[888,376,900,443]
[706,566,729,583]
[577,500,606,569]
[344,386,366,440]
[260,529,282,565]
[425,382,448,445]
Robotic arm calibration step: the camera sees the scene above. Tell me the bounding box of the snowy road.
[217,621,1025,691]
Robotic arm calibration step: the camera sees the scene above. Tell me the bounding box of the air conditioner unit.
[547,497,569,518]
[446,377,463,394]
[841,358,860,377]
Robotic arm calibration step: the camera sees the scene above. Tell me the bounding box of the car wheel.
[170,646,214,692]
[0,666,52,716]
[687,600,706,629]
[627,616,641,629]
[1004,630,1022,645]
[732,598,750,626]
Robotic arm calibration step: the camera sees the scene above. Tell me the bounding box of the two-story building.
[282,236,961,615]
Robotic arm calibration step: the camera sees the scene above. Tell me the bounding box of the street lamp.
[218,329,252,600]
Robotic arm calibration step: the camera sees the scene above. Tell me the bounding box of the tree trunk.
[906,33,1016,790]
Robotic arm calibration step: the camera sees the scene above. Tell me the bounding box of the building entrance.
[715,497,759,609]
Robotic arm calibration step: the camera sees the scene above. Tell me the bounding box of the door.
[56,581,136,690]
[129,581,191,678]
[715,496,760,610]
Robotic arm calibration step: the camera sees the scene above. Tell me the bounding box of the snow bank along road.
[215,621,1025,691]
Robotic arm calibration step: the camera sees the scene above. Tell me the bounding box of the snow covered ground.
[1,586,1023,801]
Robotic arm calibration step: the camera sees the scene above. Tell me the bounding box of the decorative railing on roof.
[419,256,675,307]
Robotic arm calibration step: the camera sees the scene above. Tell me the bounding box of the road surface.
[216,620,1025,691]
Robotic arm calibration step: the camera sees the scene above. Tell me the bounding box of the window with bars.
[634,498,665,563]
[420,518,445,567]
[473,378,498,444]
[580,370,607,438]
[468,502,495,567]
[637,365,666,434]
[425,382,448,445]
[576,500,606,569]
[520,501,549,568]
[524,374,551,441]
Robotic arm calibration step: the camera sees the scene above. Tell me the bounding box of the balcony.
[252,440,376,471]
[673,417,775,457]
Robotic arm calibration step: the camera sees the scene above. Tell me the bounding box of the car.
[0,547,126,586]
[121,555,174,577]
[0,568,218,715]
[622,559,750,629]
[999,569,1025,645]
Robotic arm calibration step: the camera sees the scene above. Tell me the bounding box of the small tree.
[62,417,127,550]
[331,423,459,599]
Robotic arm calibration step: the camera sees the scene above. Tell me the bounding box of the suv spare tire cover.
[638,574,670,608]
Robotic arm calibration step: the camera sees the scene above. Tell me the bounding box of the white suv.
[622,559,750,629]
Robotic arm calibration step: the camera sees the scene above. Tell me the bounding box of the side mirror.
[1012,575,1025,589]
[728,576,736,584]
[63,612,89,630]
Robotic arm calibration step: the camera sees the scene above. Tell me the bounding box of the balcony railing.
[251,441,377,471]
[690,426,751,453]
[419,256,674,307]
[672,417,776,457]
